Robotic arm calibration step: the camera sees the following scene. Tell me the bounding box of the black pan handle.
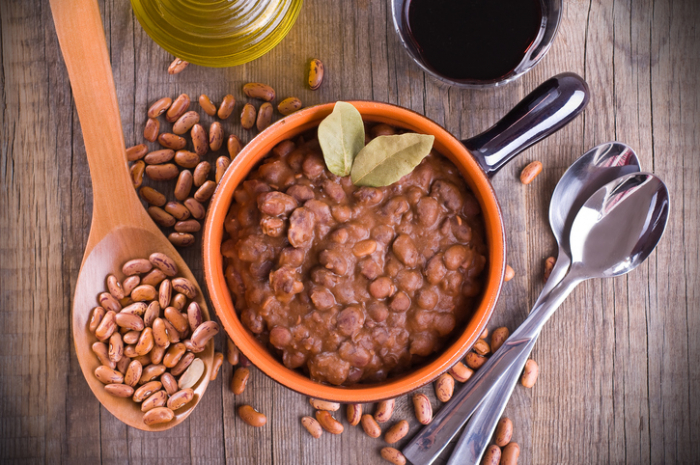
[463,73,590,178]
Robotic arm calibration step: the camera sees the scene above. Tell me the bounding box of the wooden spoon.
[49,0,214,431]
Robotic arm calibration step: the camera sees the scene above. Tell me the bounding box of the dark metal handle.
[463,72,590,177]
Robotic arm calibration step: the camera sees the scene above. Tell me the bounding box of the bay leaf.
[317,101,365,177]
[351,133,435,187]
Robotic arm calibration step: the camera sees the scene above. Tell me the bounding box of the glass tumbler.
[391,0,563,88]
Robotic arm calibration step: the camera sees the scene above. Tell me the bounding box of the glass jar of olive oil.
[131,0,303,67]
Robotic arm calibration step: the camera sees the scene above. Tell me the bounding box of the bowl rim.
[202,101,505,402]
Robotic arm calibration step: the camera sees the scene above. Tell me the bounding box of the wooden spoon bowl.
[50,0,214,431]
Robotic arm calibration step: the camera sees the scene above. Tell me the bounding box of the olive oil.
[406,0,542,82]
[131,0,303,68]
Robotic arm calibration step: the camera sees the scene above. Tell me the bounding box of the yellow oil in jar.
[131,0,303,67]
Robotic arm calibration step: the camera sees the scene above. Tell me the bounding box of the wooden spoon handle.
[49,0,141,227]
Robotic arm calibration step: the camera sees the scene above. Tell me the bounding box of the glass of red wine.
[392,0,562,88]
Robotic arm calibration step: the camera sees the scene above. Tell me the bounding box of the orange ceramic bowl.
[202,76,588,402]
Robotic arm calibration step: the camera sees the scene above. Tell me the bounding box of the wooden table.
[1,0,699,463]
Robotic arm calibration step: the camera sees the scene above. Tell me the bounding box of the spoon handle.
[49,0,140,229]
[402,271,582,465]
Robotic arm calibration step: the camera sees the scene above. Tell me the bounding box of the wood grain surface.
[1,0,699,464]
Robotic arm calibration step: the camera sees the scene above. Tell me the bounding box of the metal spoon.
[404,171,669,464]
[445,142,640,464]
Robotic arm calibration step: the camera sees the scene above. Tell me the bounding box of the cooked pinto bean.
[222,132,488,386]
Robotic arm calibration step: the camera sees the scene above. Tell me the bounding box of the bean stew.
[222,123,487,386]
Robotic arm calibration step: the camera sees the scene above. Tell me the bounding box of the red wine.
[406,0,542,82]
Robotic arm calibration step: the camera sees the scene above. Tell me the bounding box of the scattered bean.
[194,180,216,203]
[148,97,172,118]
[130,161,145,187]
[520,160,542,184]
[158,133,187,150]
[145,163,179,181]
[301,416,323,438]
[164,201,191,221]
[316,410,343,434]
[209,121,224,151]
[501,443,520,465]
[184,198,206,220]
[174,170,194,202]
[174,150,200,169]
[256,102,273,131]
[217,94,236,120]
[504,265,515,282]
[346,403,362,426]
[543,256,556,282]
[126,144,148,161]
[174,219,201,233]
[199,94,217,116]
[308,59,324,90]
[465,352,487,370]
[243,82,275,101]
[277,97,302,115]
[94,365,123,384]
[227,135,242,158]
[412,393,432,425]
[226,338,240,366]
[240,103,256,129]
[384,420,409,444]
[472,338,491,356]
[191,123,209,157]
[239,405,267,427]
[216,156,230,183]
[143,117,160,142]
[168,57,189,75]
[491,327,510,352]
[140,186,167,206]
[434,373,455,402]
[449,361,474,383]
[210,352,224,380]
[166,93,190,123]
[495,417,513,447]
[309,398,340,411]
[231,367,250,395]
[104,383,134,398]
[361,414,381,438]
[521,359,539,388]
[482,445,502,465]
[380,447,406,465]
[374,398,395,423]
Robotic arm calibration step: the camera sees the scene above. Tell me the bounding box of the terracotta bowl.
[203,75,588,402]
[202,101,503,402]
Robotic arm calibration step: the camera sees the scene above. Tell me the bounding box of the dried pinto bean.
[240,103,256,130]
[384,420,409,444]
[374,398,395,423]
[346,403,362,426]
[184,198,206,220]
[227,135,242,159]
[168,57,189,75]
[157,133,187,150]
[521,359,539,388]
[308,59,324,90]
[230,367,250,395]
[238,405,267,427]
[199,94,217,116]
[256,102,273,131]
[191,123,208,157]
[491,327,509,352]
[301,416,323,438]
[164,201,191,221]
[277,97,302,116]
[215,156,230,183]
[380,447,406,465]
[126,144,148,161]
[143,118,160,142]
[412,393,432,425]
[209,122,223,151]
[361,414,381,438]
[210,352,224,380]
[174,150,200,169]
[166,93,190,123]
[316,410,343,434]
[130,161,145,188]
[193,161,211,187]
[148,206,176,227]
[175,170,194,202]
[145,163,179,181]
[495,417,513,447]
[143,407,174,425]
[148,97,172,118]
[194,180,216,203]
[217,94,236,120]
[140,186,166,206]
[243,82,275,101]
[174,220,201,233]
